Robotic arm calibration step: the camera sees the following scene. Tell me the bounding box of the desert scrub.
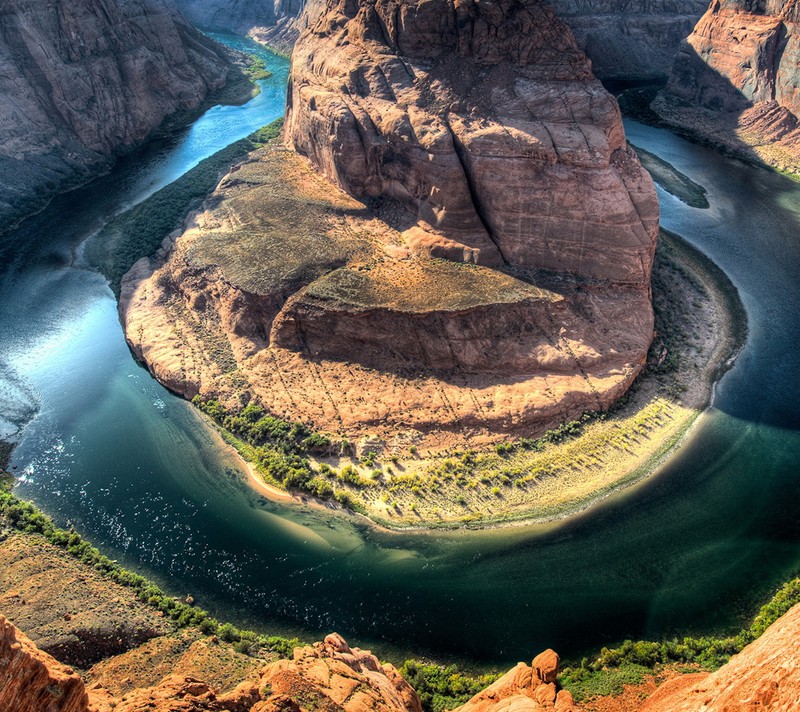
[0,480,299,659]
[559,575,800,701]
[399,659,500,712]
[90,119,284,294]
[193,396,366,513]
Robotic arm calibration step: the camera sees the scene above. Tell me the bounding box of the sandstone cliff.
[0,0,231,231]
[455,649,576,711]
[643,601,800,711]
[175,0,305,53]
[656,0,800,172]
[0,614,90,712]
[286,0,658,283]
[122,0,658,453]
[550,0,708,80]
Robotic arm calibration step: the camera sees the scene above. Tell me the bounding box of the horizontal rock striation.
[175,0,305,53]
[550,0,708,81]
[656,0,800,172]
[121,143,654,450]
[286,0,659,284]
[0,0,230,231]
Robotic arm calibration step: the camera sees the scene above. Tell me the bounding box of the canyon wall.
[550,0,708,80]
[175,0,305,52]
[657,0,800,172]
[122,0,659,451]
[286,0,659,283]
[0,0,230,231]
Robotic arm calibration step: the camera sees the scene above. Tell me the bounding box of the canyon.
[652,0,800,173]
[122,0,659,455]
[176,0,305,54]
[0,0,232,232]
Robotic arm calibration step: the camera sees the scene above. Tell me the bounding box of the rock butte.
[122,0,658,451]
[655,0,800,172]
[0,0,231,230]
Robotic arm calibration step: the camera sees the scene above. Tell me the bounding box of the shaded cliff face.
[550,0,708,80]
[656,0,800,172]
[286,0,658,284]
[0,0,230,230]
[667,0,800,113]
[175,0,305,53]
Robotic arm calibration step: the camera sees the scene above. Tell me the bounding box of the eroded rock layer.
[121,144,655,450]
[0,0,230,229]
[454,649,575,711]
[658,0,800,172]
[286,0,659,284]
[550,0,708,80]
[175,0,305,53]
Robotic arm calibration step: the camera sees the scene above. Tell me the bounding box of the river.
[2,35,800,667]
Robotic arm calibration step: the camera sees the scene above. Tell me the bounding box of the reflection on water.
[2,49,800,666]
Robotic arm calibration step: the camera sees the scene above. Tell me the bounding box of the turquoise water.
[2,40,800,666]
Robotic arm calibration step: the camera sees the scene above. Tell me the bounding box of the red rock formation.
[659,0,800,171]
[286,0,658,284]
[0,613,90,712]
[454,649,575,711]
[643,602,800,711]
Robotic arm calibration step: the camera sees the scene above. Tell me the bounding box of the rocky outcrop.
[175,0,305,53]
[644,602,800,711]
[656,0,800,173]
[0,0,231,231]
[454,649,575,711]
[0,613,90,712]
[287,0,658,284]
[550,0,708,81]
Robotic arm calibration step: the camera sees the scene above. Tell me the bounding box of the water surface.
[2,50,800,666]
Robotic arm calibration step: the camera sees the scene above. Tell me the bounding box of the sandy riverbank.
[230,229,746,531]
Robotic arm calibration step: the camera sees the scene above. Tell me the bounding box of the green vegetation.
[91,119,284,294]
[399,660,500,712]
[193,396,367,513]
[0,477,298,658]
[560,576,800,701]
[243,56,272,81]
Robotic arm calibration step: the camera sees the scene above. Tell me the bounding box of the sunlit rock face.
[0,0,229,229]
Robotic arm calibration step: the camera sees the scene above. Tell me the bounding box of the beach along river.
[2,42,800,665]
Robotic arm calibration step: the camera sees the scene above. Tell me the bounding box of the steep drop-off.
[550,0,708,81]
[0,0,231,231]
[175,0,305,53]
[122,0,658,453]
[655,0,800,172]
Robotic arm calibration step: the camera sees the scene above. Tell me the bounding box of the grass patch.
[559,575,800,701]
[91,120,284,295]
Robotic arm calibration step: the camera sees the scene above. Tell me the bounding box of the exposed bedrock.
[175,0,306,53]
[285,0,659,284]
[656,0,800,171]
[0,0,230,230]
[550,0,708,81]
